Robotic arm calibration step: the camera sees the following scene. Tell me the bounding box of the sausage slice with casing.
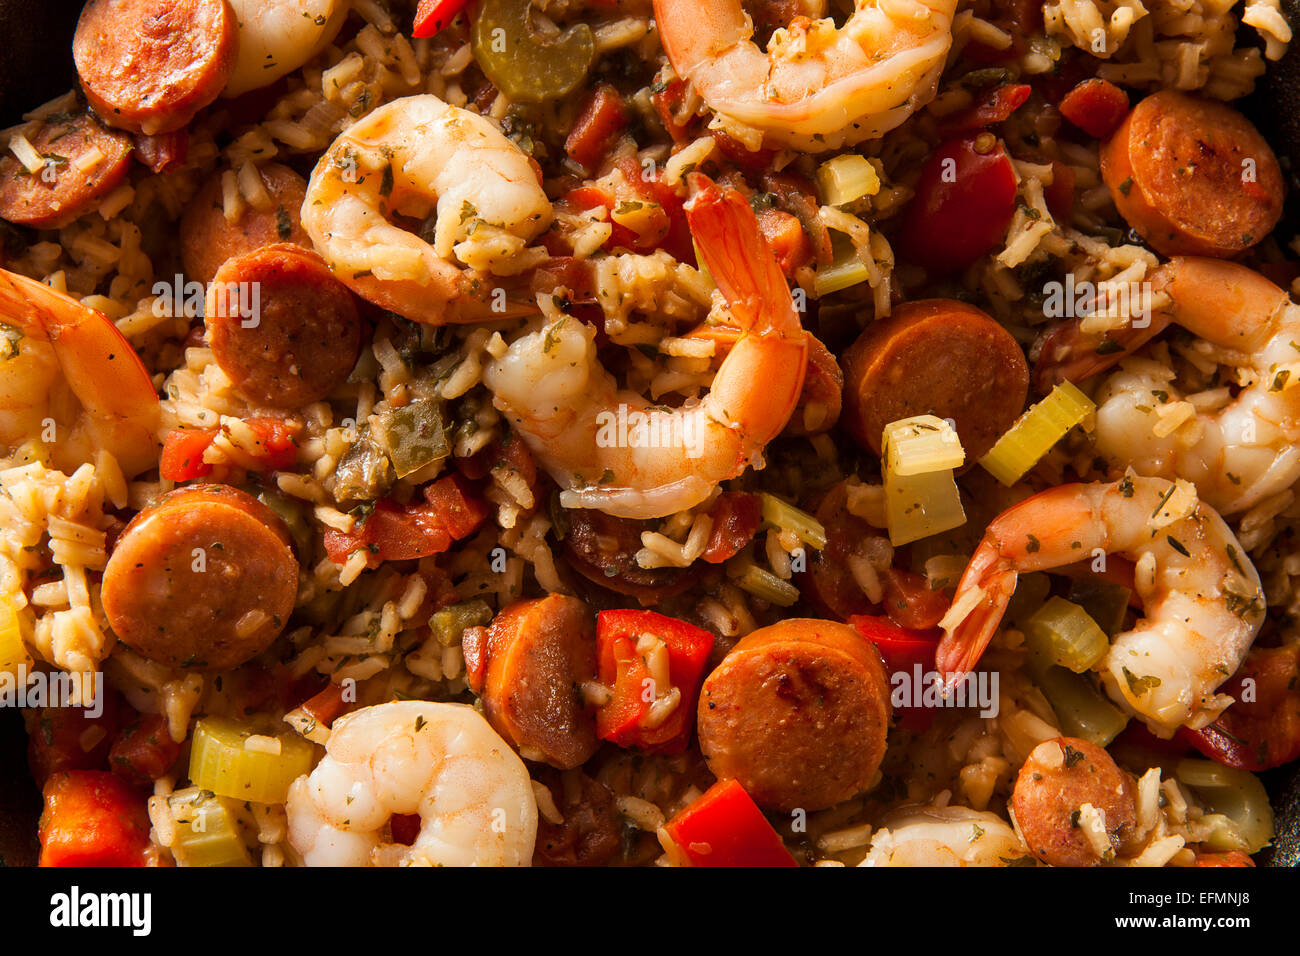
[73,0,238,136]
[463,595,599,769]
[0,113,133,229]
[1100,90,1284,258]
[206,243,362,408]
[841,298,1028,461]
[102,484,298,671]
[696,618,892,812]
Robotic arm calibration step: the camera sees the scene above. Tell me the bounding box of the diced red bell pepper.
[663,778,798,867]
[595,609,714,754]
[298,682,351,729]
[323,474,487,568]
[412,0,471,38]
[897,135,1018,275]
[1179,643,1300,771]
[650,76,695,144]
[881,567,950,630]
[565,83,629,171]
[849,614,942,732]
[756,206,815,278]
[939,83,1032,135]
[701,491,762,564]
[1057,78,1130,140]
[390,813,422,846]
[38,770,151,867]
[109,712,183,786]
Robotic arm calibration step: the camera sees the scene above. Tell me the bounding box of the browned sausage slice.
[205,244,362,408]
[464,595,599,770]
[102,484,298,671]
[841,298,1029,461]
[73,0,238,136]
[0,113,133,228]
[696,618,891,812]
[181,164,311,285]
[531,768,621,867]
[1011,737,1138,867]
[1100,90,1284,258]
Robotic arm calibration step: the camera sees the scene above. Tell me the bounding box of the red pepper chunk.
[412,0,471,38]
[1058,78,1130,140]
[663,779,797,867]
[848,614,941,732]
[109,712,183,785]
[938,83,1031,135]
[323,474,487,568]
[39,770,151,867]
[159,418,300,481]
[881,567,950,630]
[595,609,714,754]
[565,83,628,171]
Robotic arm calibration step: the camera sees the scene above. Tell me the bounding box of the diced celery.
[189,717,316,805]
[373,397,449,479]
[734,562,800,607]
[1035,666,1129,747]
[1022,596,1108,673]
[816,154,881,206]
[0,602,30,679]
[1175,759,1274,853]
[979,381,1095,486]
[813,255,870,297]
[1067,578,1132,638]
[471,0,594,103]
[882,422,966,546]
[882,415,965,476]
[758,492,827,550]
[431,600,493,647]
[168,788,252,867]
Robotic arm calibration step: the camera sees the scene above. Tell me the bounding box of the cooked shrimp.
[653,0,958,151]
[936,476,1265,736]
[223,0,349,97]
[482,180,808,520]
[859,805,1028,866]
[302,94,552,325]
[1090,258,1300,515]
[0,268,159,477]
[285,701,538,867]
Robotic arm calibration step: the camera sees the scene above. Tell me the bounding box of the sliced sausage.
[205,243,362,408]
[561,508,690,603]
[1011,737,1138,867]
[73,0,238,136]
[532,768,621,867]
[463,595,599,770]
[841,299,1029,461]
[181,163,311,285]
[102,484,298,671]
[1100,90,1284,258]
[696,618,891,812]
[0,113,133,228]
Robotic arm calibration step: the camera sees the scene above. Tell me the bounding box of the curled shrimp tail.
[934,542,1018,690]
[686,175,800,337]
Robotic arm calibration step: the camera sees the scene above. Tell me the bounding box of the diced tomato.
[109,712,182,785]
[159,427,217,481]
[298,682,350,729]
[709,129,778,175]
[897,135,1018,275]
[528,255,600,304]
[159,417,300,480]
[663,778,798,867]
[757,206,815,278]
[595,609,714,754]
[848,614,941,732]
[1179,643,1300,771]
[1043,159,1076,220]
[881,567,950,630]
[939,83,1031,135]
[1057,78,1130,140]
[38,770,151,867]
[390,813,422,846]
[761,170,833,266]
[412,0,471,38]
[28,692,123,787]
[133,130,188,174]
[701,491,762,564]
[323,474,487,568]
[565,83,628,171]
[650,76,695,144]
[614,156,695,263]
[561,159,695,263]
